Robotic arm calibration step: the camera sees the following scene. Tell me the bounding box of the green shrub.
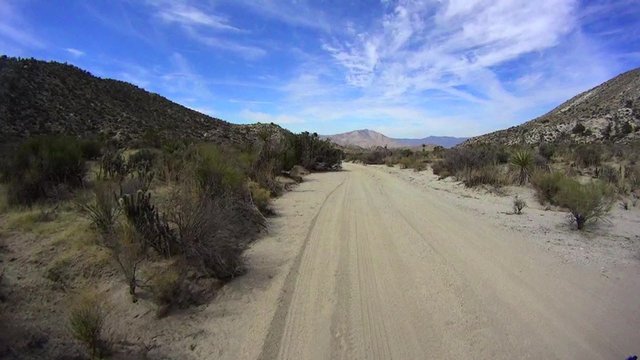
[553,180,614,230]
[68,290,107,359]
[191,144,246,195]
[4,136,86,205]
[531,171,567,204]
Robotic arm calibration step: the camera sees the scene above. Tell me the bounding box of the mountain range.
[321,129,467,148]
[0,56,285,147]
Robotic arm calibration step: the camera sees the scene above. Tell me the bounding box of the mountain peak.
[322,129,467,148]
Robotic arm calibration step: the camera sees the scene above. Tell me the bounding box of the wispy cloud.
[65,48,85,57]
[155,2,242,32]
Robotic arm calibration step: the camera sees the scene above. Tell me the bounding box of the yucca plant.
[511,150,533,185]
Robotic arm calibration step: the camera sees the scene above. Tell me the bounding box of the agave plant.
[511,150,533,185]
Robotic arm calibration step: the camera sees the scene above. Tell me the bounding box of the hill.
[322,129,466,148]
[463,67,640,146]
[0,56,283,146]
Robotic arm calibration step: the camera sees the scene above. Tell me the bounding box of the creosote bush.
[531,171,567,204]
[68,290,107,359]
[553,179,614,230]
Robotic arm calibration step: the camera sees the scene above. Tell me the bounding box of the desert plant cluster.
[348,141,640,230]
[0,130,342,358]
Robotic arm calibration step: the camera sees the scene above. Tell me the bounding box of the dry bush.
[553,179,614,230]
[462,166,506,187]
[248,181,272,215]
[168,187,249,280]
[149,266,182,317]
[68,290,108,359]
[574,144,602,168]
[111,223,146,302]
[513,196,526,214]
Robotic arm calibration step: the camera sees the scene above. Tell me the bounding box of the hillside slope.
[323,129,466,148]
[0,56,281,145]
[463,67,640,146]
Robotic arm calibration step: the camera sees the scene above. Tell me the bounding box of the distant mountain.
[463,67,640,147]
[0,56,286,146]
[322,129,467,148]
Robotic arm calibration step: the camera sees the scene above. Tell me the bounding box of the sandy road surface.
[259,163,640,359]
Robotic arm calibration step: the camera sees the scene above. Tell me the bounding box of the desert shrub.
[384,158,395,167]
[80,139,103,160]
[99,149,128,180]
[531,171,567,204]
[149,266,182,317]
[248,181,272,215]
[190,144,246,195]
[282,131,343,170]
[511,150,533,185]
[112,223,146,302]
[553,179,614,230]
[574,144,601,168]
[127,149,156,174]
[168,188,250,280]
[398,157,413,169]
[68,290,107,359]
[462,166,505,187]
[119,190,178,257]
[437,146,500,179]
[513,196,526,214]
[621,121,633,135]
[412,161,426,172]
[596,165,619,185]
[628,166,640,190]
[538,143,555,161]
[78,182,120,235]
[4,136,86,205]
[572,123,586,134]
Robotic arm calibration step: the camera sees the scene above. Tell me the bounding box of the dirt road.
[258,163,640,359]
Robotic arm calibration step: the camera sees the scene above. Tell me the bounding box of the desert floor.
[155,162,640,359]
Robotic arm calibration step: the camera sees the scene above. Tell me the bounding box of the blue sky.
[1,0,639,137]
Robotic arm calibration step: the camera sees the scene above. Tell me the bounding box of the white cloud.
[155,2,242,32]
[65,48,85,57]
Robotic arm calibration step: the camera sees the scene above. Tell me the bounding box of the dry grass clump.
[68,290,108,359]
